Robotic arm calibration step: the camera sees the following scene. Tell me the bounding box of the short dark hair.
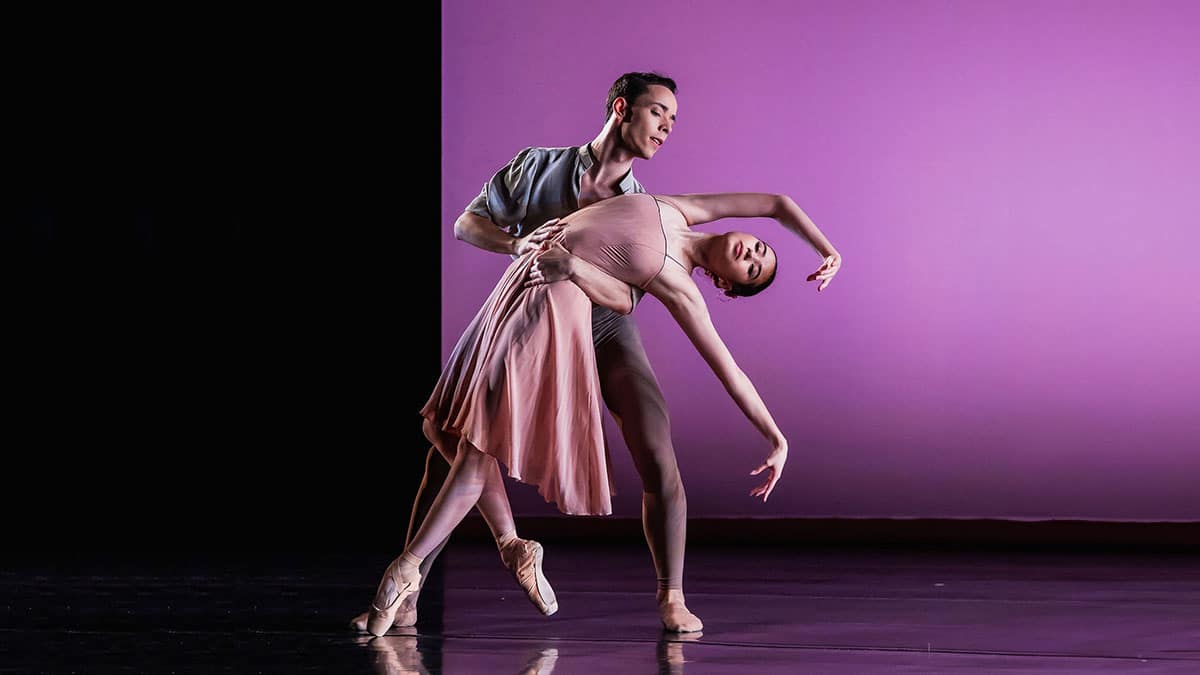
[605,72,677,122]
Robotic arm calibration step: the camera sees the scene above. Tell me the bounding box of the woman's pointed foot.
[366,554,422,637]
[499,538,558,616]
[350,588,418,632]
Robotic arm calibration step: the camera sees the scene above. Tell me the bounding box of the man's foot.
[350,589,418,633]
[657,589,703,632]
[499,538,558,616]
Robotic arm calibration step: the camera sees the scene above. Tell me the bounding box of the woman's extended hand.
[806,252,842,292]
[749,443,788,502]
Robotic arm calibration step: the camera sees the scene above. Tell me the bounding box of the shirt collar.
[579,144,639,194]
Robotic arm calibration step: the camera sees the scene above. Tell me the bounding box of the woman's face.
[709,232,776,291]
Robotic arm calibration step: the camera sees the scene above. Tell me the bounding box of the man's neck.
[586,126,637,189]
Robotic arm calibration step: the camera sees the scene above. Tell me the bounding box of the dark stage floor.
[4,541,1199,673]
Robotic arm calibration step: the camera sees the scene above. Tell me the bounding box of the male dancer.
[355,71,701,632]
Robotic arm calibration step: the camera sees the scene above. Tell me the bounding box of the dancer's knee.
[423,418,459,464]
[421,417,439,444]
[650,469,685,499]
[644,482,687,511]
[632,446,683,495]
[453,438,495,477]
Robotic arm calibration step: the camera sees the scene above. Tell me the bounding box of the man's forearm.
[454,211,518,255]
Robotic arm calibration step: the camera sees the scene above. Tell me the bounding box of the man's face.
[620,84,677,160]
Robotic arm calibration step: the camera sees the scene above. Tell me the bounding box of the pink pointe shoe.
[366,555,422,637]
[499,538,558,616]
[350,587,418,633]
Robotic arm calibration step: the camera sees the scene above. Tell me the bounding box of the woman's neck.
[675,230,719,271]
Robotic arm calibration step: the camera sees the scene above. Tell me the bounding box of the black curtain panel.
[5,10,440,554]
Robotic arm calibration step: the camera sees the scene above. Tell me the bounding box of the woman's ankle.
[496,530,519,551]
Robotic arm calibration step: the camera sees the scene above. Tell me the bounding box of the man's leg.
[593,308,702,632]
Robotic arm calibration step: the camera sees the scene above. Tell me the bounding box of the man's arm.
[455,211,580,260]
[453,211,521,256]
[454,146,547,255]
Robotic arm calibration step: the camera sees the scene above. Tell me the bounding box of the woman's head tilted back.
[703,231,779,298]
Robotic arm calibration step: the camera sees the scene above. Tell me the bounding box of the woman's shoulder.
[646,261,702,306]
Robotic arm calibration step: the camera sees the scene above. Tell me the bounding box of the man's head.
[605,72,678,160]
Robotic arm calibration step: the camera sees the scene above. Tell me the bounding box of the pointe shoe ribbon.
[366,556,422,637]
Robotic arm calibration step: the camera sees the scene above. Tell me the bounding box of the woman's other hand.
[749,443,788,502]
[525,241,574,287]
[514,218,566,257]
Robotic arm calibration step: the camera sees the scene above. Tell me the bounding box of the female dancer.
[364,191,840,635]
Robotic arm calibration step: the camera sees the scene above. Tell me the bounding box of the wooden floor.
[4,541,1199,673]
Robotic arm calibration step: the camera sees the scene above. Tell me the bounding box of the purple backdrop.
[441,0,1199,520]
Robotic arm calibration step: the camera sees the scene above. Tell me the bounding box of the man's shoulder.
[511,144,581,161]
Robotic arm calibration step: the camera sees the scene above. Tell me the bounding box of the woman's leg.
[421,419,518,551]
[367,438,496,636]
[399,420,516,586]
[418,422,556,616]
[353,423,553,633]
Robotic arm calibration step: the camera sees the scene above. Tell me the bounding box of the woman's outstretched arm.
[658,281,788,501]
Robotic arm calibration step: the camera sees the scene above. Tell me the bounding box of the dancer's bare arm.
[666,192,843,291]
[454,211,567,257]
[652,276,789,501]
[525,239,635,315]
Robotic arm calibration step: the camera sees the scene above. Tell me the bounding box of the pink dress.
[421,193,685,515]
